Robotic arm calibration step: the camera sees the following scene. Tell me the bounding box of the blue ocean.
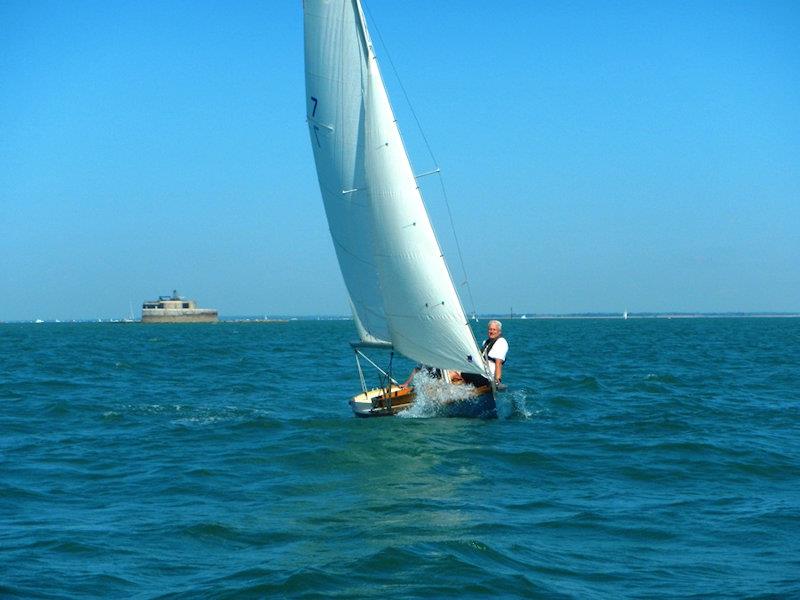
[2,318,799,598]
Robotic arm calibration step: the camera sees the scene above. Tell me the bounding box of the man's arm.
[494,359,503,383]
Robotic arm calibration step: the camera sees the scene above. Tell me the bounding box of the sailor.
[483,320,508,384]
[460,320,508,387]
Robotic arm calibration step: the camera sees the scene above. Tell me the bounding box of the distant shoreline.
[3,312,799,324]
[499,313,800,320]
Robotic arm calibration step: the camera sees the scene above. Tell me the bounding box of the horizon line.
[4,311,800,324]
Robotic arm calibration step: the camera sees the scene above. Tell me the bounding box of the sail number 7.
[310,96,321,147]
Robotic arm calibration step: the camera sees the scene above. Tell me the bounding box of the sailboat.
[303,0,498,418]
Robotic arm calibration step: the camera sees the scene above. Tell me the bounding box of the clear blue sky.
[1,1,798,321]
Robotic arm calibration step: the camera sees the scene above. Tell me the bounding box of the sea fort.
[141,291,218,323]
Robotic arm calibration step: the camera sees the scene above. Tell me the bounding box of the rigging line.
[361,1,479,321]
[331,237,377,267]
[436,169,479,321]
[361,3,436,164]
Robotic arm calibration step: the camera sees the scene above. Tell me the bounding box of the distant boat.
[122,300,136,323]
[141,290,218,323]
[623,310,629,320]
[303,0,499,418]
[34,319,44,324]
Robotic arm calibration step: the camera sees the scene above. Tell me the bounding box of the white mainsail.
[303,0,389,344]
[303,0,485,375]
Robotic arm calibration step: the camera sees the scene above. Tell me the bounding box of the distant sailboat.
[123,300,136,323]
[623,309,629,320]
[303,0,498,417]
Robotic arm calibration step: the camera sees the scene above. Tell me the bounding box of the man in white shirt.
[458,320,509,388]
[483,320,508,384]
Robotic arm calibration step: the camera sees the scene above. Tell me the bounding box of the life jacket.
[482,336,506,363]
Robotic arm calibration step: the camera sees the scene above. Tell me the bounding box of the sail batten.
[304,0,486,375]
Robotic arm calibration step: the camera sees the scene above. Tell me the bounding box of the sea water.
[1,318,799,598]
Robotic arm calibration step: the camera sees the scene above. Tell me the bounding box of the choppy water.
[2,318,799,598]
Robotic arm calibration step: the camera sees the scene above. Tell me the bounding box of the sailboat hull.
[440,386,497,419]
[350,385,416,417]
[350,385,497,419]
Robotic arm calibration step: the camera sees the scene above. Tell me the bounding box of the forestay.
[303,0,486,375]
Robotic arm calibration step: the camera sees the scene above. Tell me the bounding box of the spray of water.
[495,388,533,420]
[397,370,478,418]
[395,372,533,420]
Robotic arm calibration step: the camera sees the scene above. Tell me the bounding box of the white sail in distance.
[303,0,486,375]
